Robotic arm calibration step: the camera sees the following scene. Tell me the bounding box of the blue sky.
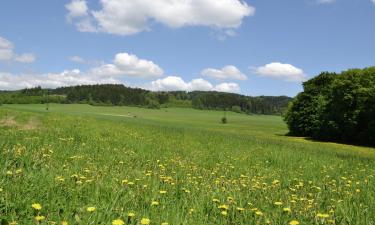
[0,0,374,96]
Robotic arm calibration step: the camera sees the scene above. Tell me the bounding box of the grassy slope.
[0,104,374,225]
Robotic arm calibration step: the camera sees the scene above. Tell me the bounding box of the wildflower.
[237,207,245,212]
[221,211,228,216]
[289,220,300,225]
[274,202,283,206]
[87,207,96,212]
[218,204,229,210]
[112,219,125,225]
[127,212,136,218]
[212,198,220,203]
[61,222,68,225]
[141,218,151,225]
[9,222,18,225]
[159,190,167,194]
[35,216,45,222]
[151,201,159,206]
[32,203,42,210]
[255,211,263,216]
[283,207,292,213]
[161,223,169,225]
[317,213,329,218]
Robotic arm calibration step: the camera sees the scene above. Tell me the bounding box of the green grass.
[1,104,374,225]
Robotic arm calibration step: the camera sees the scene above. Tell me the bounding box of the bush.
[221,117,227,124]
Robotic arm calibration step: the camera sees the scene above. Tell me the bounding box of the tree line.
[0,84,291,115]
[284,67,375,146]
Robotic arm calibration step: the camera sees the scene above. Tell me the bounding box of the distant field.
[1,104,374,225]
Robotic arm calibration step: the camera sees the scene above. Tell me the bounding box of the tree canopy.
[284,67,375,146]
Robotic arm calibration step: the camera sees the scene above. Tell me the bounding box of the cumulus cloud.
[66,0,88,19]
[149,76,240,93]
[0,36,36,63]
[90,53,164,78]
[201,65,247,80]
[0,70,120,90]
[66,0,254,36]
[254,62,307,82]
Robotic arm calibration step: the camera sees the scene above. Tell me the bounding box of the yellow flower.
[161,222,168,225]
[32,203,42,210]
[236,207,245,212]
[221,211,228,216]
[283,207,292,213]
[112,219,125,225]
[218,204,229,210]
[61,222,68,225]
[274,201,283,206]
[151,201,159,206]
[289,220,300,225]
[35,216,45,222]
[141,218,150,225]
[159,190,167,194]
[87,206,96,212]
[255,211,263,216]
[212,198,220,203]
[127,212,136,217]
[317,213,330,218]
[9,222,18,225]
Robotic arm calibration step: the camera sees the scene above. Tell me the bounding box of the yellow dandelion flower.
[86,207,96,212]
[35,216,45,222]
[151,201,159,206]
[127,212,136,217]
[9,222,18,225]
[255,211,263,216]
[221,211,228,216]
[32,203,42,210]
[236,207,245,212]
[159,190,167,194]
[161,222,169,225]
[274,202,283,206]
[61,221,68,225]
[112,219,125,225]
[283,207,292,213]
[218,204,229,210]
[289,220,300,225]
[140,218,151,225]
[317,213,329,218]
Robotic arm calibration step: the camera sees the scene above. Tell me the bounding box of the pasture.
[1,104,374,225]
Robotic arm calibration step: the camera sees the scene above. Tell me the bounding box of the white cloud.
[69,56,85,63]
[14,53,36,63]
[66,0,254,36]
[0,35,36,63]
[214,82,240,92]
[149,76,240,93]
[317,0,335,4]
[90,52,164,78]
[254,62,307,82]
[201,65,247,80]
[0,70,120,90]
[66,0,88,19]
[372,0,375,5]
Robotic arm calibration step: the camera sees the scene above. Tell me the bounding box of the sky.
[0,0,374,97]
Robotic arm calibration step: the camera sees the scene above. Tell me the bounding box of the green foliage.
[0,85,292,115]
[221,116,227,124]
[284,67,375,146]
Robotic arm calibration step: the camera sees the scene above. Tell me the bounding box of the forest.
[284,67,375,146]
[0,84,291,115]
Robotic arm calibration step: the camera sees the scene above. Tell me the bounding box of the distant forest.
[284,67,375,146]
[0,84,291,115]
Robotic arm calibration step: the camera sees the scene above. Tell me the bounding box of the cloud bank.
[0,36,36,63]
[66,0,255,35]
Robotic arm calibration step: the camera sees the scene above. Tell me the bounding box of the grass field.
[1,104,374,225]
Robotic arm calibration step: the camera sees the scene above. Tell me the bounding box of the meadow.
[1,104,374,225]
